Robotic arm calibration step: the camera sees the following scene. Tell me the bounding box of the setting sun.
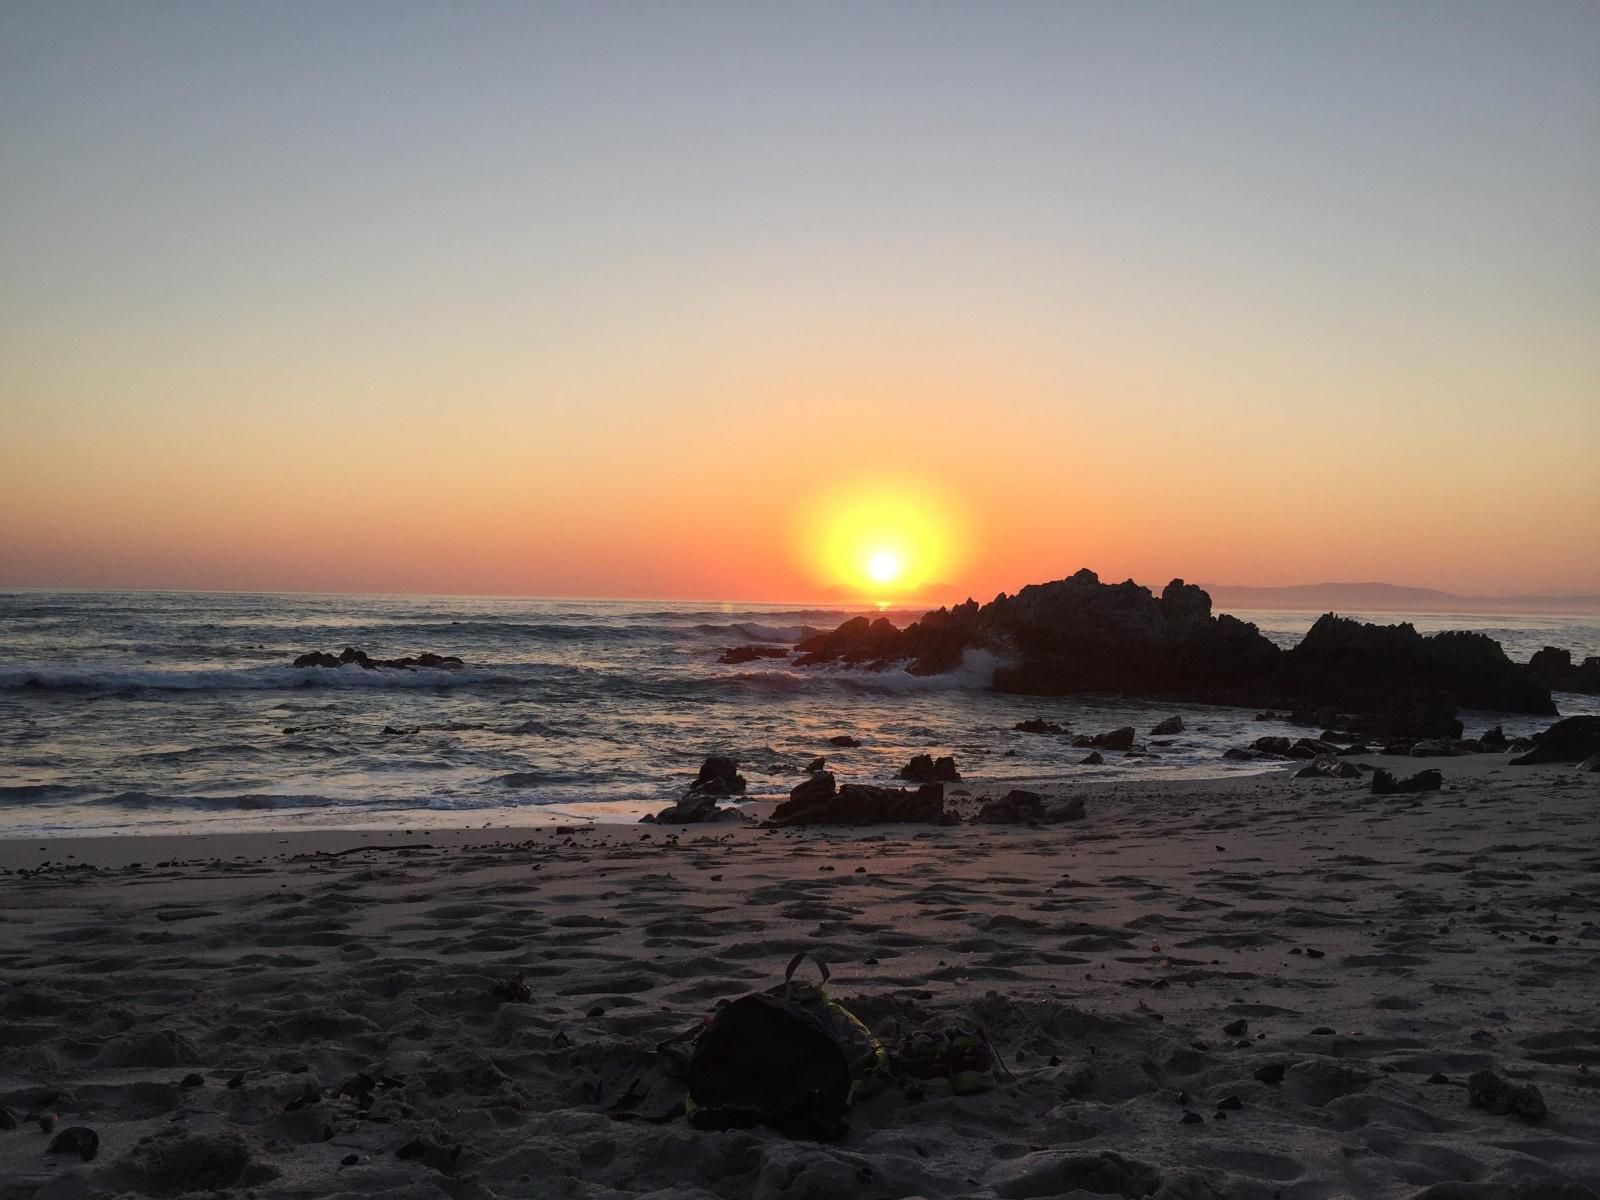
[796,476,969,599]
[866,549,903,585]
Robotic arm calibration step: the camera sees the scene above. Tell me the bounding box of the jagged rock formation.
[1527,647,1600,695]
[1510,716,1600,765]
[792,569,1556,735]
[768,777,948,826]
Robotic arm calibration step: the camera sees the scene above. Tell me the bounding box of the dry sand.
[1,759,1596,1199]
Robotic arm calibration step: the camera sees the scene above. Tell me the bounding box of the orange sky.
[3,6,1598,602]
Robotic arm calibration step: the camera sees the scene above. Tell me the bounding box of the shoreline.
[3,758,1596,1198]
[0,755,1570,869]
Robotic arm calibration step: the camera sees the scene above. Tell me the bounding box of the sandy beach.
[2,758,1596,1200]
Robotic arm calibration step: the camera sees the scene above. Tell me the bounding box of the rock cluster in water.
[1527,647,1600,695]
[292,648,464,671]
[789,569,1558,737]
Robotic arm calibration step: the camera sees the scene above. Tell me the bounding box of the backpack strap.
[783,949,830,999]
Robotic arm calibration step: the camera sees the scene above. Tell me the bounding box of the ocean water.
[1,591,1595,838]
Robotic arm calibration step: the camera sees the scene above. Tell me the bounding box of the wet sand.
[1,759,1596,1199]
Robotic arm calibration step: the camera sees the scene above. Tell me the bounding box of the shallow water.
[1,591,1594,837]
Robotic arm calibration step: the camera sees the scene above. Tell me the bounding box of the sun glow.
[866,548,903,584]
[797,477,969,600]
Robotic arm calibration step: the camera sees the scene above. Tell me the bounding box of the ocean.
[1,591,1595,838]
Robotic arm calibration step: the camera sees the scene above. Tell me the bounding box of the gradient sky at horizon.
[3,1,1597,602]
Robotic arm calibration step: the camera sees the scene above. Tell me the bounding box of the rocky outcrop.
[1073,727,1135,752]
[641,793,747,824]
[1510,716,1600,765]
[293,648,463,670]
[899,754,960,783]
[1014,719,1066,734]
[1370,767,1443,795]
[1150,716,1184,736]
[786,772,835,807]
[971,790,1086,824]
[1527,647,1600,695]
[1295,756,1361,780]
[688,755,746,797]
[767,778,948,826]
[1278,616,1554,732]
[792,616,904,667]
[790,569,1557,737]
[718,645,790,665]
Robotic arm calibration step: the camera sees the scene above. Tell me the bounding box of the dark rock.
[645,794,745,825]
[1150,716,1184,736]
[1043,796,1087,823]
[1479,725,1508,750]
[971,790,1084,825]
[803,757,825,773]
[1222,747,1258,760]
[1073,727,1135,751]
[718,645,789,665]
[1253,1063,1286,1085]
[1014,718,1066,734]
[1295,756,1361,780]
[768,781,948,827]
[1079,751,1104,766]
[179,1073,204,1089]
[1222,1019,1248,1036]
[827,735,861,748]
[47,1127,98,1161]
[1180,1111,1202,1124]
[1285,616,1553,730]
[1510,716,1600,765]
[490,973,531,1004]
[107,1132,279,1194]
[899,753,960,783]
[790,570,1555,731]
[1408,738,1461,757]
[380,725,418,737]
[1527,646,1600,694]
[793,616,905,667]
[1370,768,1443,795]
[1578,753,1600,773]
[1427,1072,1449,1085]
[1217,1095,1242,1110]
[1252,736,1292,756]
[1467,1069,1546,1121]
[293,648,463,671]
[0,1107,14,1130]
[787,772,836,807]
[688,755,746,797]
[973,789,1043,824]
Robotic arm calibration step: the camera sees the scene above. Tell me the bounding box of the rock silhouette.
[792,569,1555,736]
[293,648,463,670]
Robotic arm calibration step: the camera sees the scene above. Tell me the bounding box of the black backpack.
[683,952,886,1140]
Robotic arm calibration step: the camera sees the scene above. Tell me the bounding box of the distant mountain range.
[1203,582,1600,616]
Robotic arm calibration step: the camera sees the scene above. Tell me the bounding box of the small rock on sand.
[1467,1069,1547,1121]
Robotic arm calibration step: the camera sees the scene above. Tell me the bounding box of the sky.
[2,1,1597,603]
